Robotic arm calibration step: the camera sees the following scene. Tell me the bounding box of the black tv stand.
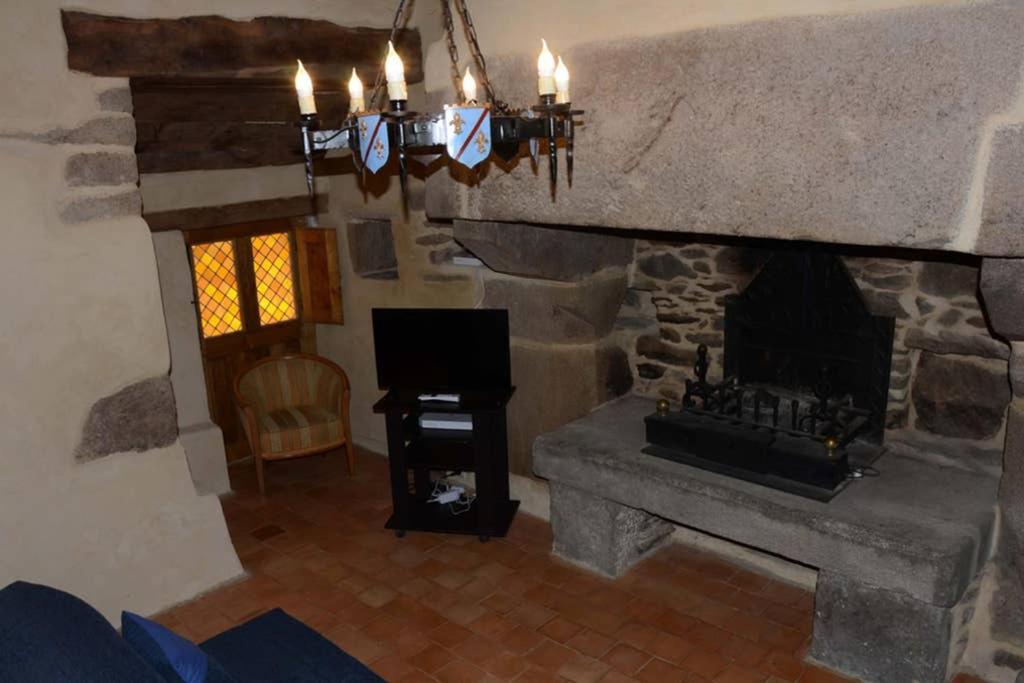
[372,387,519,541]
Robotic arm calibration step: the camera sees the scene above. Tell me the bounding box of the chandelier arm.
[452,0,506,111]
[370,0,413,110]
[440,0,465,101]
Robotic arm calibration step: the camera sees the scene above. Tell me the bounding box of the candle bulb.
[555,56,570,104]
[462,66,478,103]
[294,60,316,115]
[348,68,365,113]
[385,41,407,101]
[537,39,556,97]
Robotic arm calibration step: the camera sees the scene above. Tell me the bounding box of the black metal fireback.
[643,250,895,501]
[723,251,894,442]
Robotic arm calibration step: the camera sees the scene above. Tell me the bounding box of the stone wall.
[617,238,1012,460]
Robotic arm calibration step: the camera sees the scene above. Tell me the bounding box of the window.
[189,229,298,339]
[191,240,244,338]
[250,232,297,326]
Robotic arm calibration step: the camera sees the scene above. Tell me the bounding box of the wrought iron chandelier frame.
[297,0,582,205]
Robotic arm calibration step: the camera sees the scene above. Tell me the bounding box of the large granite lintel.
[533,396,998,607]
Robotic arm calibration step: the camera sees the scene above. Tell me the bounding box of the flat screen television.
[372,308,511,391]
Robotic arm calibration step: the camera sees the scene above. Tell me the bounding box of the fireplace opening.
[643,250,895,500]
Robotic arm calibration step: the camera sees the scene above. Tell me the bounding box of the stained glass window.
[250,232,297,326]
[191,240,243,338]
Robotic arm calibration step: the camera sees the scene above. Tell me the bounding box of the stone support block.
[1013,343,1024,398]
[1002,401,1024,538]
[981,258,1024,340]
[549,482,672,577]
[482,270,627,344]
[811,571,952,683]
[454,219,633,282]
[35,115,136,147]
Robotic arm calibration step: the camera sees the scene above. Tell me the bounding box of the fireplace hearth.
[643,251,895,500]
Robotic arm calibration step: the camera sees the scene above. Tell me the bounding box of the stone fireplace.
[419,2,1024,681]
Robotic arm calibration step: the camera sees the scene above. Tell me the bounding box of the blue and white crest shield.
[357,114,389,174]
[444,106,491,169]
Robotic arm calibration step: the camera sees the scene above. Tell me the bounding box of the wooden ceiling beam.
[62,11,422,83]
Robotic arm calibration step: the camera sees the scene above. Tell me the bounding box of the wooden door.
[186,218,315,462]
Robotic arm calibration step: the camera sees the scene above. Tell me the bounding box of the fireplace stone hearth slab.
[534,396,999,683]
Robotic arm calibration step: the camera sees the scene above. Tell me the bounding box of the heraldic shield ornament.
[445,106,491,170]
[358,114,389,174]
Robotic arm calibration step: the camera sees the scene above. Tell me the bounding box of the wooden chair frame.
[233,352,355,495]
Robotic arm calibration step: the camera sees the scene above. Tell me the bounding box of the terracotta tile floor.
[155,449,990,683]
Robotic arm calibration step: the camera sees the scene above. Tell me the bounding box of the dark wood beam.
[144,194,326,232]
[62,11,423,83]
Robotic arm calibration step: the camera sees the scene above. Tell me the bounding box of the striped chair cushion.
[238,358,343,414]
[255,405,342,456]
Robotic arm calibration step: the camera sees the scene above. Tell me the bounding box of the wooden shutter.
[295,227,344,324]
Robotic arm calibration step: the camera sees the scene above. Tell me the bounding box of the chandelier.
[293,0,582,206]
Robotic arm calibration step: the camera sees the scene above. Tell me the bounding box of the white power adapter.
[430,485,465,505]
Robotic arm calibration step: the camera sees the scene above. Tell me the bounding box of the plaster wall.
[0,0,394,623]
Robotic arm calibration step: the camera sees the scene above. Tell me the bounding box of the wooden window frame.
[186,217,305,355]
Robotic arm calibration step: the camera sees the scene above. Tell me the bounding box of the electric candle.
[462,67,478,103]
[294,60,316,115]
[555,56,570,103]
[537,39,556,96]
[385,41,408,101]
[348,68,365,113]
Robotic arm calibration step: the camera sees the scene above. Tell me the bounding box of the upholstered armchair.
[234,353,354,495]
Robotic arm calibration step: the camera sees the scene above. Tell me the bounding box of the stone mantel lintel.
[426,1,1024,257]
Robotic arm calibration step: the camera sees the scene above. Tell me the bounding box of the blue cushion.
[122,612,213,683]
[0,581,164,682]
[200,608,382,682]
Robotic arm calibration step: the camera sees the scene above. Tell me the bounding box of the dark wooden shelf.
[374,387,515,413]
[385,499,519,538]
[405,438,475,471]
[379,387,517,541]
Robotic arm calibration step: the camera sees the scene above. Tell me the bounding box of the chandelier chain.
[451,0,507,111]
[441,0,464,101]
[370,0,413,109]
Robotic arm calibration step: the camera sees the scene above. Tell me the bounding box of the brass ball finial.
[824,436,840,455]
[656,398,671,415]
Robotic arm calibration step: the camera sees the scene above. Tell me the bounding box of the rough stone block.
[60,189,141,224]
[1002,402,1024,537]
[1013,343,1024,398]
[636,334,696,366]
[636,253,696,281]
[426,2,1024,252]
[979,124,1024,256]
[482,271,627,344]
[507,341,601,476]
[65,151,138,187]
[904,328,1010,361]
[98,87,133,113]
[981,258,1024,340]
[453,219,633,282]
[918,262,980,298]
[75,377,178,462]
[912,352,1010,440]
[811,571,952,683]
[347,219,397,279]
[549,482,672,577]
[534,397,998,606]
[36,116,136,147]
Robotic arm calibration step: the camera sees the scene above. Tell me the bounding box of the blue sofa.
[0,581,382,682]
